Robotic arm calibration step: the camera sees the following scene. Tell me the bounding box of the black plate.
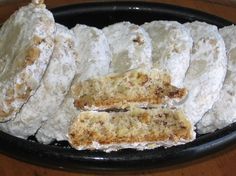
[0,1,236,172]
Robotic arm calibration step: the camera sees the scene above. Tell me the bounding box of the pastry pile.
[0,0,235,152]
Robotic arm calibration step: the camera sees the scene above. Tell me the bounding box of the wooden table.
[0,0,236,176]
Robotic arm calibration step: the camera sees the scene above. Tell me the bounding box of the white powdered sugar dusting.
[103,21,152,73]
[142,21,192,87]
[181,21,227,125]
[197,25,236,134]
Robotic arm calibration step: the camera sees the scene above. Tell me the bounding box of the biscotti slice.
[68,107,195,152]
[71,68,187,110]
[0,0,55,122]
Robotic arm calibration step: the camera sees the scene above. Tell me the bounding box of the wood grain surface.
[0,0,236,176]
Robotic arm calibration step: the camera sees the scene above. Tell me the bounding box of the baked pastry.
[72,68,187,110]
[35,25,112,144]
[197,25,236,133]
[71,24,111,80]
[182,21,227,124]
[103,22,152,73]
[0,0,55,122]
[142,21,192,87]
[68,107,195,152]
[35,94,78,144]
[0,24,77,139]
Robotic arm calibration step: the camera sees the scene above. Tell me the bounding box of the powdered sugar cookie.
[182,21,227,125]
[0,24,77,139]
[36,95,78,144]
[103,22,152,73]
[142,21,192,87]
[197,25,236,133]
[0,0,55,122]
[72,24,111,80]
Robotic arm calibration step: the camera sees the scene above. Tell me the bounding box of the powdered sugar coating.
[0,24,77,139]
[219,25,236,72]
[72,24,112,80]
[103,22,152,73]
[36,95,78,144]
[197,25,236,134]
[181,21,227,125]
[142,21,192,87]
[0,2,55,122]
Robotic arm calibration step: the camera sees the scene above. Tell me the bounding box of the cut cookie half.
[72,68,187,111]
[68,107,195,152]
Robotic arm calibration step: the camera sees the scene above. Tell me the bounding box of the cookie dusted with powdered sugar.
[142,21,192,87]
[0,24,77,139]
[219,25,236,72]
[103,22,152,73]
[182,21,227,125]
[35,25,112,144]
[0,0,55,122]
[197,25,236,134]
[72,24,112,80]
[35,94,78,144]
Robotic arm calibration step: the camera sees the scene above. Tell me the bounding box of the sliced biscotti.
[103,22,152,73]
[0,0,55,122]
[71,68,187,110]
[142,21,192,87]
[68,107,195,152]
